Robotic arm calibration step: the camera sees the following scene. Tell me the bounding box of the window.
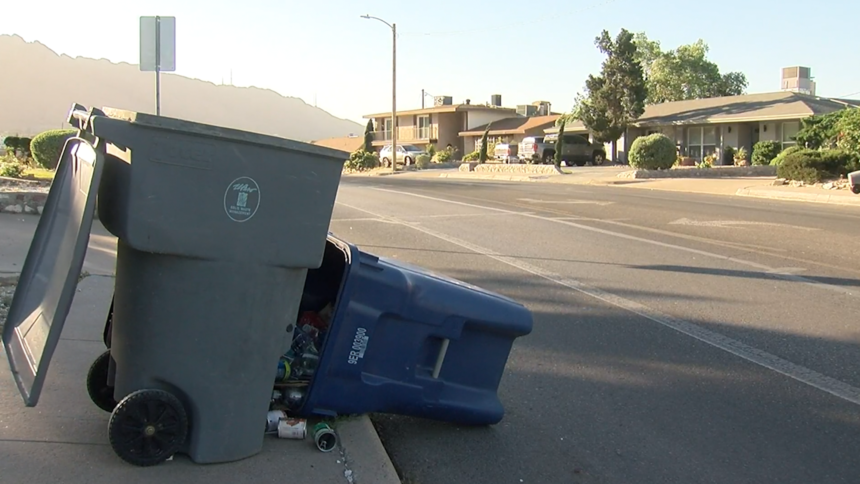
[782,121,800,149]
[417,115,431,139]
[382,119,392,140]
[687,126,717,160]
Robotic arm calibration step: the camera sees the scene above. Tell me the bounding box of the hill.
[0,34,362,142]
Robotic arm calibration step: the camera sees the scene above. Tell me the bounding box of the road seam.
[337,201,860,407]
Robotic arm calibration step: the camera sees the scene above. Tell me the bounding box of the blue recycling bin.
[286,234,533,426]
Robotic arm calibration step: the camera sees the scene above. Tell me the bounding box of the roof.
[311,135,363,153]
[363,104,517,119]
[633,91,858,126]
[459,115,561,136]
[543,92,860,134]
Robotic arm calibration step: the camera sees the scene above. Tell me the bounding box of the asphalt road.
[330,176,860,484]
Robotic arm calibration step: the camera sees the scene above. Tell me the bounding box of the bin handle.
[67,103,106,132]
[431,338,450,379]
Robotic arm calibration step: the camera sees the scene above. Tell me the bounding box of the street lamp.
[361,14,397,172]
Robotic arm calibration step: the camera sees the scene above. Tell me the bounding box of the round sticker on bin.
[224,177,261,222]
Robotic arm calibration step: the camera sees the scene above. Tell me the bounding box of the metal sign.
[139,16,176,72]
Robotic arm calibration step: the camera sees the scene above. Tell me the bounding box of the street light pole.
[361,14,397,173]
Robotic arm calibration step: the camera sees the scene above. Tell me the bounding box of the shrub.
[344,149,380,171]
[628,133,676,170]
[30,129,77,169]
[722,146,735,165]
[463,150,482,162]
[835,108,860,156]
[776,149,859,184]
[427,144,436,159]
[415,154,431,169]
[751,140,781,166]
[733,146,748,164]
[0,160,25,178]
[770,145,803,166]
[3,136,20,154]
[433,149,453,163]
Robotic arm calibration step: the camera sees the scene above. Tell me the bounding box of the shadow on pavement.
[371,267,860,484]
[630,263,860,288]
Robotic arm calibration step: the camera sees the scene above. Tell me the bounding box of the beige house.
[363,103,518,155]
[458,115,560,153]
[546,92,860,164]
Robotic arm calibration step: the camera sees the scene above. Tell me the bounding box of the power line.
[398,0,619,38]
[837,90,860,98]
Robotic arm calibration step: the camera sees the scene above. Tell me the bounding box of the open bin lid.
[2,105,105,406]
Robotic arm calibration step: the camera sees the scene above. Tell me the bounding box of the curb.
[735,188,860,207]
[0,191,47,215]
[337,415,401,484]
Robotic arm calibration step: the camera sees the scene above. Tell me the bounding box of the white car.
[379,144,428,167]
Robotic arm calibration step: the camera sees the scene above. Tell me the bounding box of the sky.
[5,0,860,125]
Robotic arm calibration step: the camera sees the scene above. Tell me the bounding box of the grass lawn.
[23,167,55,181]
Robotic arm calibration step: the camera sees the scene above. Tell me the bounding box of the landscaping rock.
[771,178,787,186]
[620,165,777,179]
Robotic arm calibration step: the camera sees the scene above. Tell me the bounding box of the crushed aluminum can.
[284,386,306,409]
[313,422,338,452]
[277,418,307,439]
[266,410,287,433]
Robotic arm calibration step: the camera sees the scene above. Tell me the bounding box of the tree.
[479,122,492,163]
[553,120,566,168]
[573,29,647,160]
[363,119,374,153]
[633,33,748,104]
[795,110,847,150]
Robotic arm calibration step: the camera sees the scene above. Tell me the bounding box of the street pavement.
[0,214,399,484]
[330,175,860,484]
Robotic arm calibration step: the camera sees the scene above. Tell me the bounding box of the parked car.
[379,144,428,167]
[519,134,606,166]
[493,143,519,163]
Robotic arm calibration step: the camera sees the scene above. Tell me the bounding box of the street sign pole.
[155,16,161,116]
[140,16,176,116]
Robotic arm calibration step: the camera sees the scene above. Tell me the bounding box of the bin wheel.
[86,350,118,412]
[108,389,189,467]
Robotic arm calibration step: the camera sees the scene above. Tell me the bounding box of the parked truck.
[518,134,606,166]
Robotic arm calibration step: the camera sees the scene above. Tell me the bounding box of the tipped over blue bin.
[290,234,533,425]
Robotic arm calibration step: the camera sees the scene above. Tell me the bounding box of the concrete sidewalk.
[0,213,400,484]
[379,167,860,207]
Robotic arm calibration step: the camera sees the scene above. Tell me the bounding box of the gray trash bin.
[3,104,348,466]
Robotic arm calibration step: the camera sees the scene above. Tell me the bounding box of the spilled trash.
[265,304,339,452]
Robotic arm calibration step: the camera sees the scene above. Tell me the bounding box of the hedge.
[776,149,859,184]
[30,129,77,169]
[751,141,782,166]
[629,133,676,170]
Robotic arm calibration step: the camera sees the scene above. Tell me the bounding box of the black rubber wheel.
[404,156,413,166]
[108,389,189,467]
[382,157,391,167]
[852,184,860,195]
[592,152,605,166]
[574,160,587,167]
[86,350,118,412]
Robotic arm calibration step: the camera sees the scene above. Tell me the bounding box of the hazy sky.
[5,0,859,124]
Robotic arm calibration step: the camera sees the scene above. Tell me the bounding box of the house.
[312,135,363,153]
[545,91,860,164]
[458,114,560,153]
[362,97,524,155]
